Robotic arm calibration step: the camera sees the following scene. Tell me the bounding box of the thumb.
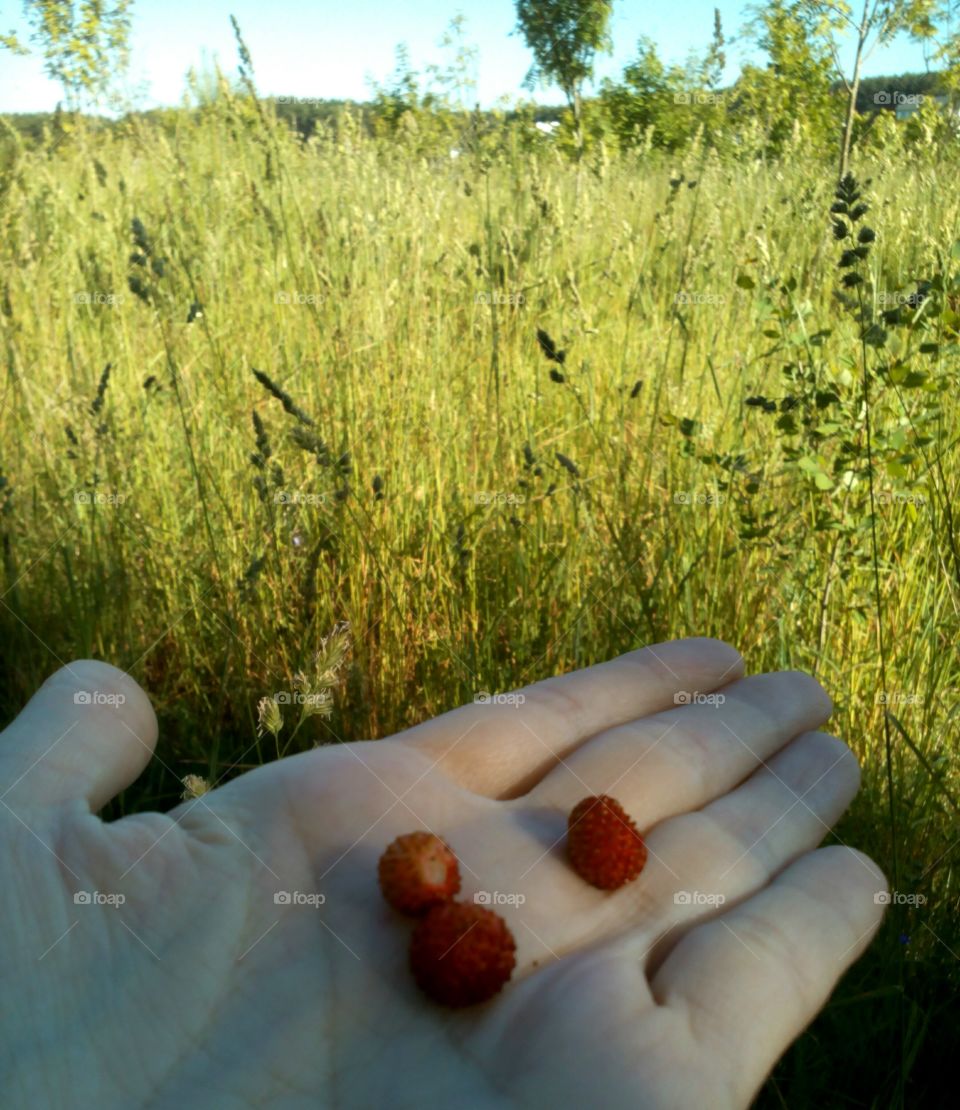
[0,660,158,813]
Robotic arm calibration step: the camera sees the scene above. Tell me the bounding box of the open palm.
[0,639,886,1108]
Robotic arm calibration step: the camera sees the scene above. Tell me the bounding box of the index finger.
[396,637,745,797]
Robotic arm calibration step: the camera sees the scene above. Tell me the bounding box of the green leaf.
[813,472,834,490]
[735,272,755,290]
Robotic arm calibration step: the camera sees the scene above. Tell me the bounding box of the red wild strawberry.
[409,902,517,1007]
[378,831,461,915]
[567,794,647,890]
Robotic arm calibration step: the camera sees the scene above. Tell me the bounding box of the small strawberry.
[567,794,647,890]
[409,902,516,1007]
[378,831,461,915]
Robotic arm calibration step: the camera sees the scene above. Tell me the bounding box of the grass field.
[0,93,957,1105]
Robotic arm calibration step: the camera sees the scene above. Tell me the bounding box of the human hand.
[0,639,886,1108]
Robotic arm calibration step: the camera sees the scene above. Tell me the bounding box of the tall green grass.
[0,95,957,1105]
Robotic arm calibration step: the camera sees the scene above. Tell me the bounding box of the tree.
[793,0,938,178]
[514,0,614,159]
[932,1,960,105]
[735,0,837,158]
[424,14,479,111]
[599,13,729,154]
[1,0,134,110]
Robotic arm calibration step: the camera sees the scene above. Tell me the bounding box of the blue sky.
[0,0,944,114]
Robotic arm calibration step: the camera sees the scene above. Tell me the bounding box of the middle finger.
[523,671,832,826]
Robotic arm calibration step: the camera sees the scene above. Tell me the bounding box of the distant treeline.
[1,68,956,167]
[1,72,948,144]
[0,99,566,147]
[847,71,949,112]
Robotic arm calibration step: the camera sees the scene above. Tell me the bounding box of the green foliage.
[734,0,837,158]
[514,0,614,155]
[514,0,614,101]
[599,35,730,153]
[793,0,939,174]
[729,174,952,545]
[366,44,463,150]
[14,0,133,108]
[423,14,479,111]
[0,14,959,1101]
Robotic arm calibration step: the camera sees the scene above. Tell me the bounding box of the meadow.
[0,91,957,1105]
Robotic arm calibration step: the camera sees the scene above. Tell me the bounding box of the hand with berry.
[0,640,886,1108]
